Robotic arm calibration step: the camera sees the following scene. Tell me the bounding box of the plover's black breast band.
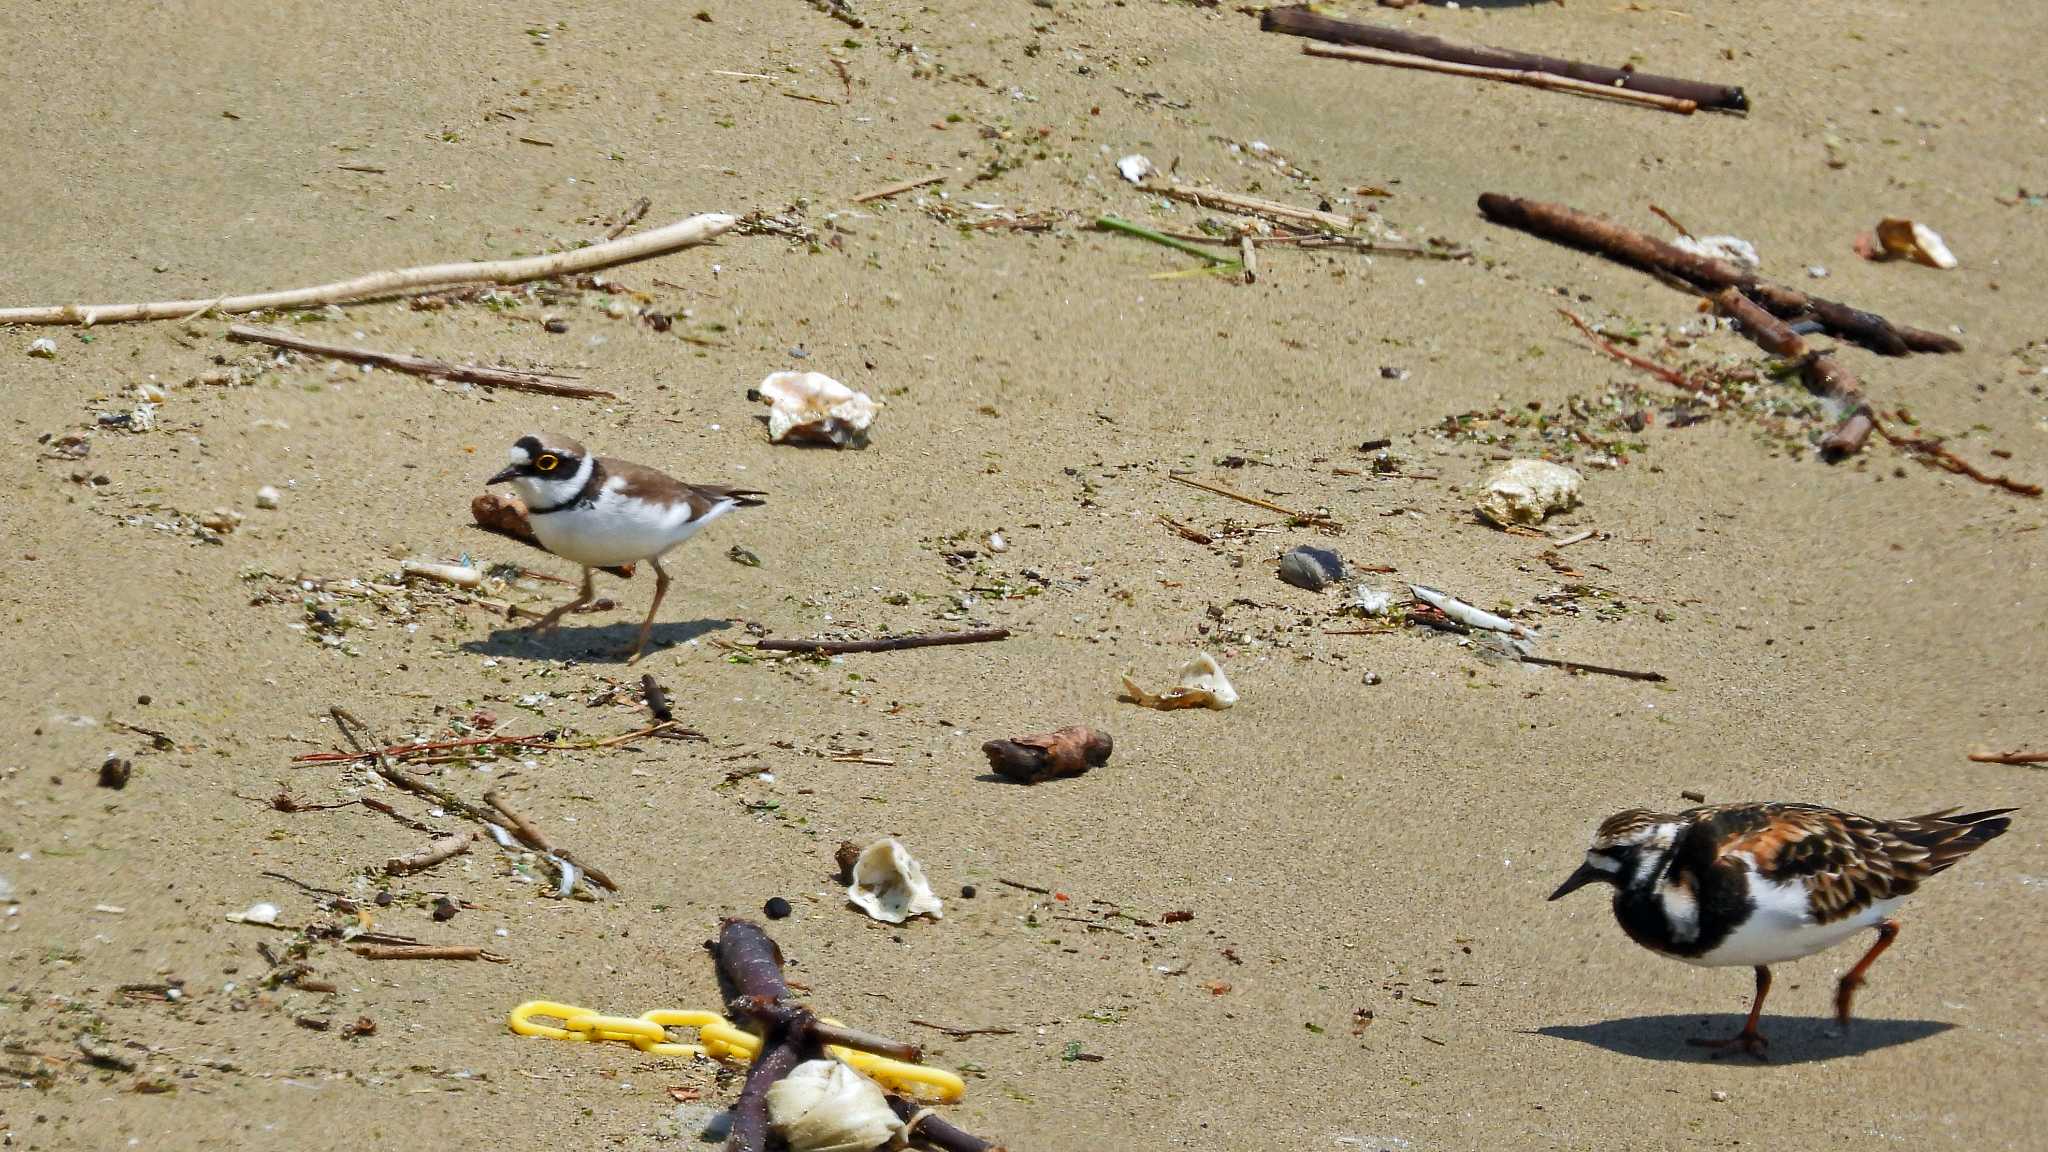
[527,458,607,515]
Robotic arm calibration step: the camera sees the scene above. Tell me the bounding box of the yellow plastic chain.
[507,1001,965,1104]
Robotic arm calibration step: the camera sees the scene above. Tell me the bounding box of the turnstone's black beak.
[1548,862,1605,901]
[486,465,523,485]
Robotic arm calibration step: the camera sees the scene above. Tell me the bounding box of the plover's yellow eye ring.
[535,454,559,472]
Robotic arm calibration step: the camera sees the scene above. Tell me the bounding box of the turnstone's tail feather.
[1886,807,2016,875]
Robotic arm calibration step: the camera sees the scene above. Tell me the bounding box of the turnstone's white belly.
[1686,872,1905,967]
[531,484,735,568]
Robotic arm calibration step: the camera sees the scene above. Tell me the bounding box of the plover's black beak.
[1548,862,1605,901]
[486,465,522,485]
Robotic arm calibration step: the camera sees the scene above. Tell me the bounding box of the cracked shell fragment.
[846,838,943,924]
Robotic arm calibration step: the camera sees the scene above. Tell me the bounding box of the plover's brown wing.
[599,458,767,517]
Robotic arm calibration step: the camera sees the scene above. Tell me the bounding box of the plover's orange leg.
[1690,965,1772,1060]
[625,558,670,664]
[1835,920,1900,1028]
[528,567,597,636]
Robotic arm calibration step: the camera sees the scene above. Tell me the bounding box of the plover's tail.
[691,484,767,508]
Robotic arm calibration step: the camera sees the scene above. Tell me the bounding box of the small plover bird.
[487,433,763,663]
[1550,801,2013,1058]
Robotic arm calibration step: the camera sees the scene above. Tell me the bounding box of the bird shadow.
[1532,1014,1954,1064]
[461,617,732,664]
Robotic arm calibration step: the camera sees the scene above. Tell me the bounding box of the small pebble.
[374,890,394,907]
[542,316,569,334]
[763,896,792,920]
[137,694,152,706]
[1710,1090,1730,1103]
[255,485,281,510]
[98,755,132,790]
[27,337,57,359]
[1277,545,1346,592]
[960,884,977,899]
[1362,671,1383,686]
[431,896,460,922]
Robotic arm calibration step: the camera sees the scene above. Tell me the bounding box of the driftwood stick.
[384,833,473,876]
[1711,289,1875,458]
[1303,43,1698,115]
[1968,749,2048,765]
[753,629,1010,655]
[349,944,505,962]
[1,212,737,326]
[1263,5,1747,112]
[228,325,617,400]
[1477,193,1961,356]
[852,173,946,203]
[483,790,620,893]
[1140,183,1353,232]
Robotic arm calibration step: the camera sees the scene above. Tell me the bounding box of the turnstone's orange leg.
[1835,919,1900,1028]
[625,558,670,664]
[1689,966,1772,1060]
[528,567,597,636]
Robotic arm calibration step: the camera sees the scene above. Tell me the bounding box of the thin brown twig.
[852,173,946,204]
[1648,204,1693,238]
[752,629,1010,655]
[350,944,507,962]
[604,197,653,241]
[1557,309,1699,390]
[228,325,618,400]
[907,1019,1018,1039]
[1167,473,1341,529]
[1301,43,1699,115]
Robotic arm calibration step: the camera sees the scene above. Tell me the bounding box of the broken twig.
[227,325,617,400]
[752,629,1010,655]
[1967,748,2048,766]
[350,944,505,962]
[1168,473,1340,529]
[384,833,473,876]
[852,173,946,203]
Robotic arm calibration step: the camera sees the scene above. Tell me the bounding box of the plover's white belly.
[530,489,733,568]
[1685,872,1904,967]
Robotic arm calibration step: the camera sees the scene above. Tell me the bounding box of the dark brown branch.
[1710,289,1875,459]
[1263,4,1747,112]
[227,324,618,399]
[753,628,1010,655]
[711,919,999,1152]
[1478,194,1961,356]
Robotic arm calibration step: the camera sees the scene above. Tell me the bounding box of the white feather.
[1685,874,1904,968]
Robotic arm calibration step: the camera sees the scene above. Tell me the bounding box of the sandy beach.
[3,2,2044,1149]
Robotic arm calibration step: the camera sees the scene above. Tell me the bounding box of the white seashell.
[400,560,484,588]
[986,531,1007,553]
[255,485,282,510]
[27,338,57,359]
[1875,218,1957,269]
[1349,585,1394,617]
[767,1059,901,1152]
[847,838,943,924]
[1116,153,1155,184]
[1474,459,1582,527]
[1671,234,1761,272]
[1411,584,1530,639]
[230,901,280,925]
[128,404,157,432]
[757,371,879,448]
[1122,651,1237,711]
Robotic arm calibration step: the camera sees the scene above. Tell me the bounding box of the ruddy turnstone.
[487,434,764,663]
[1550,801,2014,1058]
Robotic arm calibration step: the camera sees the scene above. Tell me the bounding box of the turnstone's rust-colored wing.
[1677,803,2015,924]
